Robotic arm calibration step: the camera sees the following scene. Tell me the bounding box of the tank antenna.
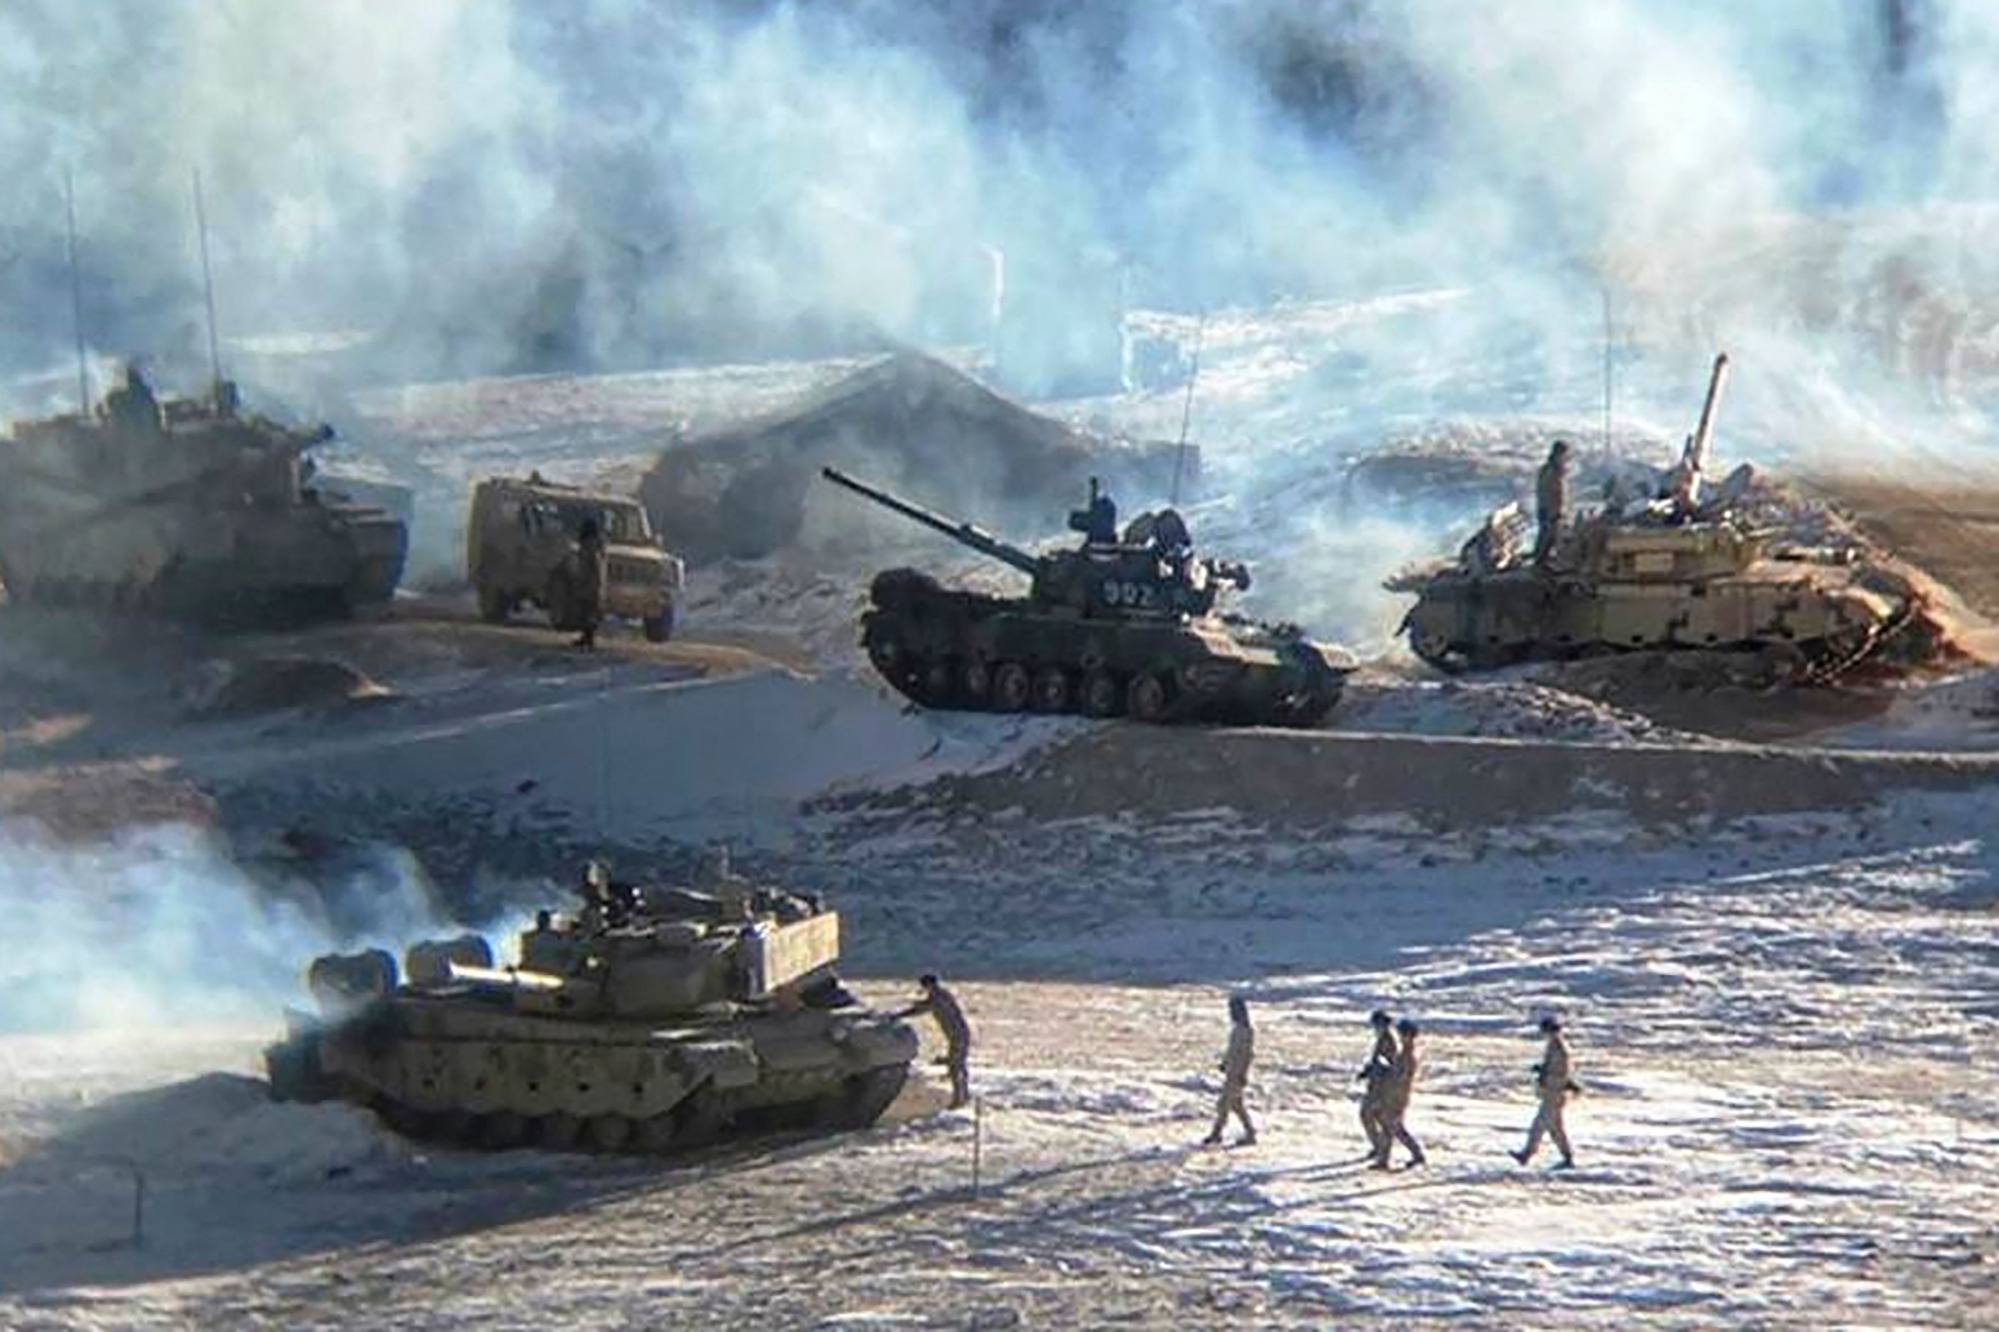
[1170,313,1206,506]
[1600,284,1614,464]
[64,168,89,413]
[191,168,224,402]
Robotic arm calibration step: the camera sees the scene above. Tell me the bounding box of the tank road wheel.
[380,1101,440,1142]
[635,1113,679,1154]
[674,1084,728,1148]
[830,1064,911,1131]
[1030,666,1071,713]
[477,582,512,624]
[961,659,993,707]
[480,1111,529,1150]
[537,1111,584,1152]
[585,1113,634,1153]
[920,656,957,705]
[1080,668,1123,718]
[991,662,1032,713]
[1126,671,1173,723]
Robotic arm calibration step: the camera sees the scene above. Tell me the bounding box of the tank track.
[269,1031,909,1158]
[1411,625,1892,688]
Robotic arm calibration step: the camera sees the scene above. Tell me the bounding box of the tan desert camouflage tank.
[468,474,684,641]
[1388,355,1923,682]
[0,375,405,623]
[266,855,917,1154]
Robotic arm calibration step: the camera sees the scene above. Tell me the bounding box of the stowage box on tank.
[0,373,406,624]
[822,467,1354,725]
[265,857,917,1155]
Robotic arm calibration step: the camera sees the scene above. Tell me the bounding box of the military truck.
[822,467,1354,725]
[0,374,406,623]
[467,474,684,642]
[266,857,917,1155]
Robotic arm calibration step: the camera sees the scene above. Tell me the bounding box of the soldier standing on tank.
[1534,439,1573,568]
[1511,1015,1579,1169]
[900,973,972,1109]
[572,515,608,650]
[1371,1018,1426,1169]
[1354,1008,1397,1156]
[105,359,162,435]
[1203,993,1258,1147]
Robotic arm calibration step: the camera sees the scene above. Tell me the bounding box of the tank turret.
[820,466,1351,724]
[0,374,406,623]
[264,860,916,1155]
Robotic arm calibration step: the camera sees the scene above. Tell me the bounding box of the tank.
[1388,354,1921,682]
[264,857,918,1155]
[0,376,407,624]
[822,467,1355,725]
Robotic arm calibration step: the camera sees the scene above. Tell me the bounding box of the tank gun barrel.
[820,466,1041,576]
[1687,351,1729,475]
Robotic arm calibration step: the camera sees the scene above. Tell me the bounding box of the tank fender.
[673,1038,761,1090]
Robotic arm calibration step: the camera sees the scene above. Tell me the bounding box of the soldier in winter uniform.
[1511,1015,1578,1168]
[1371,1017,1426,1169]
[1203,993,1258,1147]
[1534,439,1573,568]
[901,973,973,1108]
[572,515,608,650]
[1355,1008,1397,1156]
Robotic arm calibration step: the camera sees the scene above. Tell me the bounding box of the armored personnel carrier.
[822,467,1354,725]
[1388,355,1922,681]
[0,372,406,623]
[265,857,917,1155]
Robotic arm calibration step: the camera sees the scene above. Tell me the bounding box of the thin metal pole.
[971,1094,983,1197]
[192,168,224,396]
[65,168,90,412]
[1601,285,1614,464]
[1170,315,1206,506]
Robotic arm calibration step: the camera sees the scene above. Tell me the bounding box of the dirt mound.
[639,352,1190,563]
[1802,468,1999,623]
[185,656,395,718]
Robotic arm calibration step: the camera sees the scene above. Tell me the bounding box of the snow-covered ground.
[7,288,1999,1328]
[2,798,1995,1328]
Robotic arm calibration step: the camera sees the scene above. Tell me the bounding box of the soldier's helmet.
[1396,1018,1419,1035]
[1539,1014,1563,1033]
[1369,1008,1392,1026]
[918,972,940,990]
[1227,993,1250,1023]
[1550,438,1572,460]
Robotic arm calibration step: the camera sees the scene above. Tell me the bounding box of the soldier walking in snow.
[1203,993,1258,1147]
[1355,1008,1397,1156]
[900,973,973,1109]
[1371,1018,1426,1169]
[1511,1015,1578,1169]
[1534,438,1573,568]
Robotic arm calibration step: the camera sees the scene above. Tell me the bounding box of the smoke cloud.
[0,1,1988,419]
[0,819,511,1033]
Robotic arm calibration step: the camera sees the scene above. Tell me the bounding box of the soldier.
[1533,438,1572,568]
[1371,1017,1426,1169]
[900,973,972,1109]
[1354,1008,1396,1156]
[572,515,608,650]
[1511,1015,1578,1169]
[1203,993,1257,1147]
[105,360,162,435]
